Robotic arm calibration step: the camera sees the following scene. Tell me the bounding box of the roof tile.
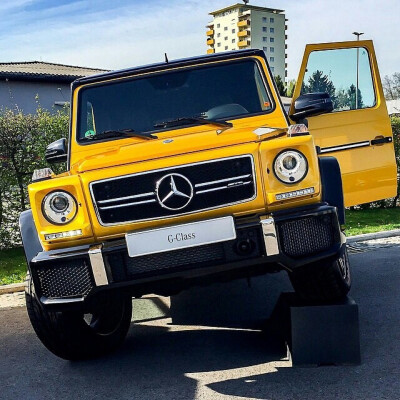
[0,61,108,79]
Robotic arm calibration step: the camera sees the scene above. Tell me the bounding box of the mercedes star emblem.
[155,173,194,210]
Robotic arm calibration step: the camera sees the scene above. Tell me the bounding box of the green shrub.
[0,107,68,249]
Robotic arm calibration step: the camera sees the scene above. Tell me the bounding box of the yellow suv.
[21,41,397,360]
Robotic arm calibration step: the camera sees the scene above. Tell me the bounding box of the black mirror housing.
[290,92,333,122]
[45,138,68,164]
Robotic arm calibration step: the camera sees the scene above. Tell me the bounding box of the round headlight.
[42,191,77,225]
[274,150,308,184]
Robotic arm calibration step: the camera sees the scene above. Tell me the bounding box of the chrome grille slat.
[90,155,256,226]
[194,174,252,188]
[196,181,252,194]
[97,191,155,205]
[99,199,157,210]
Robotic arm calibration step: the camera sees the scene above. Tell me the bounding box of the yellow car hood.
[72,125,286,174]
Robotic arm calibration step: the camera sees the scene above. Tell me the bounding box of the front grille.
[278,213,339,258]
[125,242,225,278]
[90,155,256,225]
[35,258,94,299]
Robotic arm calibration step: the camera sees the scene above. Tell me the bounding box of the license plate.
[126,216,236,258]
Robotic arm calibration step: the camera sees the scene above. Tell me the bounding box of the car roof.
[72,49,266,88]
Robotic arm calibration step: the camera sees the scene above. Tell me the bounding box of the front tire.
[288,247,351,302]
[25,273,132,360]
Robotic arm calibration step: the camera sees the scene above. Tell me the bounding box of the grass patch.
[0,247,27,285]
[345,208,400,236]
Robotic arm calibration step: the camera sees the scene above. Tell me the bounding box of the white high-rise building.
[206,3,287,80]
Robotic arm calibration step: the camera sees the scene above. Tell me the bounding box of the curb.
[0,283,25,295]
[347,229,400,244]
[1,229,400,295]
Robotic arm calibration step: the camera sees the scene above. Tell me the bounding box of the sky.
[0,0,399,80]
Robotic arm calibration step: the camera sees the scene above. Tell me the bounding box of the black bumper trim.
[29,203,345,309]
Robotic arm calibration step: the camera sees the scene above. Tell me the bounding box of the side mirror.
[45,138,68,164]
[290,92,333,122]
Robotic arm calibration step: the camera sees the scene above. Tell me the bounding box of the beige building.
[206,3,287,79]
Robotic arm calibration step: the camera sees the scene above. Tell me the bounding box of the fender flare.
[19,210,43,264]
[318,156,345,225]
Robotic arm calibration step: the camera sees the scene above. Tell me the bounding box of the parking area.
[0,243,399,400]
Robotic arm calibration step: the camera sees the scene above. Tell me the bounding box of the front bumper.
[29,203,345,308]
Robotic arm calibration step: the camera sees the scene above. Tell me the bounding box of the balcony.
[239,10,251,17]
[207,49,215,54]
[206,29,214,36]
[237,20,250,28]
[207,38,215,46]
[238,40,250,48]
[237,30,250,38]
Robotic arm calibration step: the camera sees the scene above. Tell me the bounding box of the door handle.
[371,136,393,146]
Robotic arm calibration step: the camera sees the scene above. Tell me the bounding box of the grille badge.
[156,173,194,210]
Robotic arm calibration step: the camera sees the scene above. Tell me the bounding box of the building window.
[224,36,228,40]
[262,27,267,32]
[232,38,236,43]
[270,57,274,62]
[217,33,221,38]
[270,37,274,43]
[224,26,228,31]
[262,17,267,22]
[271,66,275,72]
[217,43,221,47]
[270,17,274,23]
[225,46,228,50]
[232,28,235,33]
[270,47,274,52]
[217,23,220,28]
[263,37,267,42]
[263,46,268,51]
[270,27,274,33]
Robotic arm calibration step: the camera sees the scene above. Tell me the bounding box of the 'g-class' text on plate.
[126,216,236,258]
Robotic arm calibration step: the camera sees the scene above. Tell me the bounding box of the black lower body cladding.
[28,204,344,307]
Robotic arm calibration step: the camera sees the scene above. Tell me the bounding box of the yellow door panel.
[290,40,397,207]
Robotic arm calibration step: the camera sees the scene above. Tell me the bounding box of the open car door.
[290,40,397,207]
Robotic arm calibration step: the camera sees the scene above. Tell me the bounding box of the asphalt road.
[1,244,399,400]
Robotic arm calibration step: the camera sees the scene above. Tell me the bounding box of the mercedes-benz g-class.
[21,41,397,359]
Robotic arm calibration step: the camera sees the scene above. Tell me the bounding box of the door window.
[301,47,375,112]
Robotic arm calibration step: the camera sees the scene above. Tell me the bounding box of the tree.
[302,70,336,101]
[274,75,286,96]
[383,73,400,100]
[335,88,351,111]
[0,106,69,248]
[347,84,364,110]
[286,79,296,98]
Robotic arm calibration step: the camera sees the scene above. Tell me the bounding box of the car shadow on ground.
[64,322,287,399]
[1,249,400,399]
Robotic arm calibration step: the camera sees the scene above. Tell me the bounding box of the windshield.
[77,59,273,142]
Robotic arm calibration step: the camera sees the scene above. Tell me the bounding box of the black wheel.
[25,273,132,360]
[288,247,351,302]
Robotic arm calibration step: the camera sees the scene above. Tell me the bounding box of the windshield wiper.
[154,116,233,129]
[82,129,157,141]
